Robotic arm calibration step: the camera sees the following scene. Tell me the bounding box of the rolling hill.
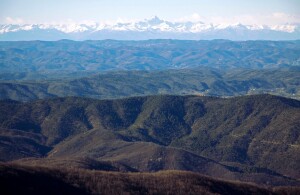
[1,40,299,73]
[0,94,299,186]
[1,68,299,101]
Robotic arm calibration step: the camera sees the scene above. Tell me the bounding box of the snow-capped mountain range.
[1,16,299,41]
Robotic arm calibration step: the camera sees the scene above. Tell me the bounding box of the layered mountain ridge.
[1,40,299,101]
[1,38,300,193]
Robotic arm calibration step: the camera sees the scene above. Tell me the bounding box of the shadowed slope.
[1,163,293,195]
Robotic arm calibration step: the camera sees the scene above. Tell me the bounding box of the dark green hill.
[0,94,299,186]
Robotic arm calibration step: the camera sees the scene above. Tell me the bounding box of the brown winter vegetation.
[2,162,299,195]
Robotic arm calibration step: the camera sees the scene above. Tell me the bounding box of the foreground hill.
[0,94,299,186]
[2,163,299,195]
[1,68,299,101]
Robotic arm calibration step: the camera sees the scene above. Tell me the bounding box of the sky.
[1,0,300,25]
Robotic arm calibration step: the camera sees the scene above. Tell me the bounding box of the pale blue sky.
[1,0,299,24]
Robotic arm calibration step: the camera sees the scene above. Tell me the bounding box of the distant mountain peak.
[145,16,164,24]
[0,17,299,40]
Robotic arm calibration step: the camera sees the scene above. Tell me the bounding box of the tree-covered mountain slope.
[0,94,299,185]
